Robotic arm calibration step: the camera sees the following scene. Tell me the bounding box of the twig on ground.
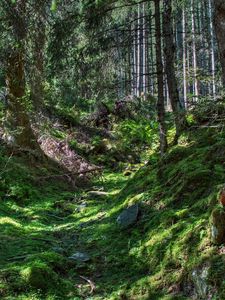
[44,213,66,220]
[79,275,96,294]
[7,254,29,261]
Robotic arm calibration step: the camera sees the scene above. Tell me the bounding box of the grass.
[0,126,225,299]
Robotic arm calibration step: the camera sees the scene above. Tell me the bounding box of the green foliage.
[7,183,37,203]
[115,119,158,148]
[0,126,224,299]
[50,0,58,12]
[191,97,225,124]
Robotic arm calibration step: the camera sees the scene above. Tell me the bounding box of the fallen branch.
[7,254,30,261]
[79,275,96,294]
[44,213,66,220]
[190,125,225,128]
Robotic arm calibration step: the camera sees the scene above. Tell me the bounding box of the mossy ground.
[0,126,225,299]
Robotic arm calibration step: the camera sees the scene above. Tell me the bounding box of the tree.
[163,0,187,143]
[2,0,40,150]
[155,0,168,155]
[30,0,47,111]
[213,0,225,87]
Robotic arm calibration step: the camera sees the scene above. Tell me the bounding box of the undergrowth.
[0,125,224,299]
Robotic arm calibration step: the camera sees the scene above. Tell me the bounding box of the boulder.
[191,265,212,299]
[116,204,139,229]
[21,262,58,291]
[68,252,90,262]
[211,207,225,244]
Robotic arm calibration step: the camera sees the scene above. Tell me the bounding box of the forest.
[0,0,225,299]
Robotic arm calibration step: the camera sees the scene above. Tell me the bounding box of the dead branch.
[79,275,96,294]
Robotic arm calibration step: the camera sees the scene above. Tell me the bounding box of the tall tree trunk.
[154,0,168,155]
[163,0,187,143]
[132,12,137,96]
[182,7,188,108]
[142,2,146,96]
[5,50,39,149]
[149,6,155,95]
[191,0,199,99]
[139,4,144,95]
[209,0,216,99]
[4,0,40,150]
[30,3,46,111]
[137,3,141,96]
[145,2,150,95]
[213,0,225,87]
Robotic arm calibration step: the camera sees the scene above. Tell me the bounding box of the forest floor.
[0,115,225,299]
[0,169,132,299]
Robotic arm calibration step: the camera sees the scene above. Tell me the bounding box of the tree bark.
[5,50,39,149]
[163,0,187,143]
[209,0,216,99]
[191,0,199,100]
[30,6,46,111]
[154,0,168,155]
[137,3,141,96]
[3,0,40,150]
[182,7,188,108]
[213,0,225,87]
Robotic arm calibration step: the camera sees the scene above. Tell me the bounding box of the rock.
[87,191,108,198]
[76,202,87,212]
[191,265,213,299]
[116,204,139,229]
[211,207,225,244]
[68,252,90,262]
[218,185,225,207]
[21,262,58,291]
[52,247,65,255]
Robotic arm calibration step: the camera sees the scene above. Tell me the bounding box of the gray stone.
[116,204,139,229]
[191,265,213,299]
[68,252,90,262]
[76,202,87,212]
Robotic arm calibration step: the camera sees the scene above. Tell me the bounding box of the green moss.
[0,126,225,299]
[20,261,59,291]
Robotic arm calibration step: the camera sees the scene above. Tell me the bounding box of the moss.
[0,126,225,299]
[20,261,59,291]
[211,207,225,244]
[208,256,225,298]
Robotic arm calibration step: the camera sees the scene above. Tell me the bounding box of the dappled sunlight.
[0,0,225,298]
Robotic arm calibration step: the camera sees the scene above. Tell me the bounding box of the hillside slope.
[114,126,225,299]
[0,126,224,299]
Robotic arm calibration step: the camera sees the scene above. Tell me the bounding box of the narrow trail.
[1,172,144,299]
[43,171,144,299]
[57,172,136,299]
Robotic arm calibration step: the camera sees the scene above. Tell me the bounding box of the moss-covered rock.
[191,264,213,299]
[20,261,59,291]
[211,207,225,244]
